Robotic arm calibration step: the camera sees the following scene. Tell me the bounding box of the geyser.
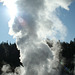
[0,0,73,75]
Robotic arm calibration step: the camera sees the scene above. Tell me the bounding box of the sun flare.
[7,4,17,19]
[1,0,18,19]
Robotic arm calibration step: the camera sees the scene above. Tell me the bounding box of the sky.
[0,0,75,75]
[0,1,75,43]
[58,1,75,42]
[0,2,15,43]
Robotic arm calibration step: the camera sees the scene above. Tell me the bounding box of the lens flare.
[18,16,27,27]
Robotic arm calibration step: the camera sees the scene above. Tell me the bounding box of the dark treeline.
[0,39,75,75]
[47,38,75,75]
[0,42,22,74]
[60,39,75,75]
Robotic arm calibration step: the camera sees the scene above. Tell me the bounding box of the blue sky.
[0,2,15,43]
[58,1,75,42]
[0,1,75,43]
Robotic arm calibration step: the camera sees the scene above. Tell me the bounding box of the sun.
[1,0,18,19]
[7,3,18,19]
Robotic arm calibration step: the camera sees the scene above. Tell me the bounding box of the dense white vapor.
[1,64,25,75]
[0,0,73,75]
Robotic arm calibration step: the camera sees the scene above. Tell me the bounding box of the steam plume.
[0,0,73,75]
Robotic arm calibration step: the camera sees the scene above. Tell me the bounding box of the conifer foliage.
[0,38,75,75]
[0,42,22,74]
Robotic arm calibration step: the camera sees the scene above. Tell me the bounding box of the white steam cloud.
[0,0,73,75]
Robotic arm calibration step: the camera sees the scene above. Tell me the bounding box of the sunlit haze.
[1,0,18,19]
[0,0,75,75]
